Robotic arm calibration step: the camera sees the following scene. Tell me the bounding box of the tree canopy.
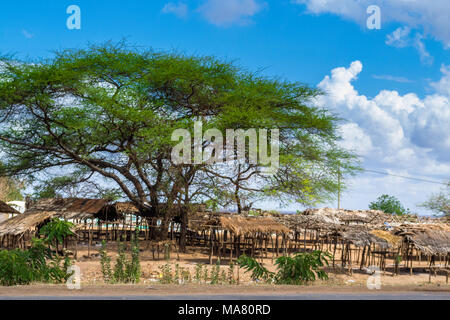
[369,194,409,216]
[0,42,358,226]
[420,182,449,218]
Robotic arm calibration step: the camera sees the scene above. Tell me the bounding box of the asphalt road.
[1,293,450,300]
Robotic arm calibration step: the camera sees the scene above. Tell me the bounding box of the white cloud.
[431,64,450,97]
[339,123,374,156]
[315,60,450,214]
[386,27,411,48]
[413,33,433,65]
[198,0,266,26]
[21,29,34,39]
[294,0,450,64]
[385,27,433,65]
[162,2,188,18]
[372,74,413,83]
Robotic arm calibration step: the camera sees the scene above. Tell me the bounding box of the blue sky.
[1,0,449,214]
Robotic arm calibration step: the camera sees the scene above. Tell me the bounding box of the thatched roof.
[114,202,140,214]
[187,211,290,235]
[95,202,137,221]
[271,208,395,232]
[370,229,402,247]
[0,211,54,236]
[338,227,402,249]
[218,216,290,235]
[395,225,450,255]
[0,198,109,236]
[26,198,108,220]
[0,200,20,215]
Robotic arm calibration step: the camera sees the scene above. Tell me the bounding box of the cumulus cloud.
[198,0,266,26]
[314,60,450,213]
[162,2,188,18]
[431,64,450,97]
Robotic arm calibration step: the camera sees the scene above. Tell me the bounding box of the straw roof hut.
[218,215,290,236]
[370,229,403,248]
[114,202,140,215]
[186,211,290,235]
[0,211,55,236]
[94,202,139,221]
[395,225,450,255]
[338,227,398,249]
[272,208,396,233]
[25,198,108,219]
[0,198,108,237]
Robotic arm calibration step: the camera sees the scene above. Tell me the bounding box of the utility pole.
[337,166,341,210]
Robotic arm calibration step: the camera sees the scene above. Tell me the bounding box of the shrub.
[237,250,331,285]
[369,194,409,216]
[274,251,331,284]
[159,263,173,284]
[99,240,112,283]
[100,229,141,284]
[236,255,274,282]
[210,260,221,284]
[0,238,72,286]
[39,218,75,251]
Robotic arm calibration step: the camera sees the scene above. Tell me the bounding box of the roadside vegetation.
[0,219,74,286]
[99,229,141,283]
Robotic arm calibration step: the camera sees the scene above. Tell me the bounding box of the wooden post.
[88,221,93,258]
[209,228,213,265]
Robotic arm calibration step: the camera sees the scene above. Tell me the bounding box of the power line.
[363,169,448,186]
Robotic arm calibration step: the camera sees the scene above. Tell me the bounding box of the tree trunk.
[179,208,188,252]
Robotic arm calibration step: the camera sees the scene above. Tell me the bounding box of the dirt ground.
[1,243,448,296]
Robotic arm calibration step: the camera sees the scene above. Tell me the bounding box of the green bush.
[369,194,409,216]
[274,251,331,284]
[99,240,112,282]
[0,238,72,286]
[39,218,75,251]
[237,250,331,285]
[100,229,141,284]
[236,255,274,282]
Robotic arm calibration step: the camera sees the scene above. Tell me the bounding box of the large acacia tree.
[0,43,358,241]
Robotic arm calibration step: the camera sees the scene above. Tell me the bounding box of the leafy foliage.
[100,230,141,283]
[99,240,112,283]
[274,251,331,284]
[0,234,73,286]
[0,175,24,202]
[39,218,75,249]
[236,255,275,281]
[0,41,358,225]
[369,194,409,216]
[237,251,331,285]
[420,182,449,218]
